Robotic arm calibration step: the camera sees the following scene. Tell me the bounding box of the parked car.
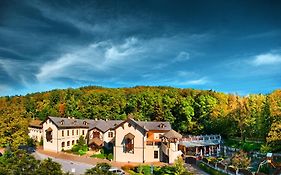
[109,168,125,175]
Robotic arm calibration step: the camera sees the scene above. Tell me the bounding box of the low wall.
[199,160,253,175]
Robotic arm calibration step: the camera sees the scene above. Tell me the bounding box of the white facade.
[29,116,183,163]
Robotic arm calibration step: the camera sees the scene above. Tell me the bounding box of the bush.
[78,149,87,156]
[199,163,228,175]
[121,164,136,171]
[91,153,106,159]
[260,144,272,153]
[107,153,113,160]
[137,165,151,175]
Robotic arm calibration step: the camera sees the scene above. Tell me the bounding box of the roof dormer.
[60,120,64,125]
[158,123,166,128]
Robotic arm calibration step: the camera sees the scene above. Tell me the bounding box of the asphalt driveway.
[33,151,93,175]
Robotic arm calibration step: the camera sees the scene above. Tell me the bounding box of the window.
[146,141,153,146]
[67,130,69,136]
[72,130,74,135]
[62,131,64,137]
[67,141,70,146]
[62,142,65,148]
[82,130,85,135]
[46,128,53,142]
[93,131,100,138]
[76,140,78,143]
[72,140,75,145]
[108,132,113,138]
[60,120,64,125]
[125,138,134,153]
[76,130,78,135]
[154,151,159,159]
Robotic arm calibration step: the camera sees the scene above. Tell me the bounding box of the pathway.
[185,164,209,175]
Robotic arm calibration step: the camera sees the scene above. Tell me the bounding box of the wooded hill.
[0,86,280,152]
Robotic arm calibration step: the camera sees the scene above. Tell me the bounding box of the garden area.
[120,157,192,175]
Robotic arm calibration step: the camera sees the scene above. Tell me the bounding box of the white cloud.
[179,77,209,85]
[252,53,281,66]
[36,38,143,82]
[174,51,190,62]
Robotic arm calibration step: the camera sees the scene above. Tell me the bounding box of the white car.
[109,168,125,175]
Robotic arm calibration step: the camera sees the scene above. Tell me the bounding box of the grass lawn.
[198,163,228,175]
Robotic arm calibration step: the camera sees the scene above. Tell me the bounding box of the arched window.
[67,141,70,146]
[93,131,100,138]
[46,127,53,142]
[124,133,135,153]
[72,140,75,145]
[61,142,65,148]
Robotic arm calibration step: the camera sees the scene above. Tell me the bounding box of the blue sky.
[0,0,281,96]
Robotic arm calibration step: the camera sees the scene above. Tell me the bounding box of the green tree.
[84,163,115,175]
[230,151,251,169]
[36,158,64,175]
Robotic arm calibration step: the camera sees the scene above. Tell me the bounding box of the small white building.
[28,119,43,142]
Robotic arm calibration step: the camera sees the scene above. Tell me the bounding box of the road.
[33,151,93,175]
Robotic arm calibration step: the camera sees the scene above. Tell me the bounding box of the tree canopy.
[0,86,280,152]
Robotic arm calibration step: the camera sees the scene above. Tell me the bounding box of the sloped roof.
[46,116,172,133]
[48,116,92,129]
[29,119,43,128]
[89,137,103,146]
[89,120,123,132]
[114,118,171,131]
[162,129,182,139]
[47,116,123,132]
[137,121,171,131]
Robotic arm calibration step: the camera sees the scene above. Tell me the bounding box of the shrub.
[260,144,272,153]
[107,153,113,160]
[121,164,136,171]
[199,163,227,175]
[91,153,106,159]
[137,165,151,175]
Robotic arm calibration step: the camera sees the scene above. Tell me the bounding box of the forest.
[0,86,280,152]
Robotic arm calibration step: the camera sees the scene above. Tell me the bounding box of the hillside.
[0,86,280,152]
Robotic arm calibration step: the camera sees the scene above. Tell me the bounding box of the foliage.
[260,144,272,153]
[121,164,136,171]
[71,135,88,155]
[173,157,191,175]
[130,157,192,175]
[266,121,281,152]
[91,153,106,159]
[91,147,113,160]
[84,162,115,175]
[230,151,251,169]
[0,86,281,152]
[36,158,64,175]
[198,163,228,175]
[107,153,113,160]
[0,150,66,175]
